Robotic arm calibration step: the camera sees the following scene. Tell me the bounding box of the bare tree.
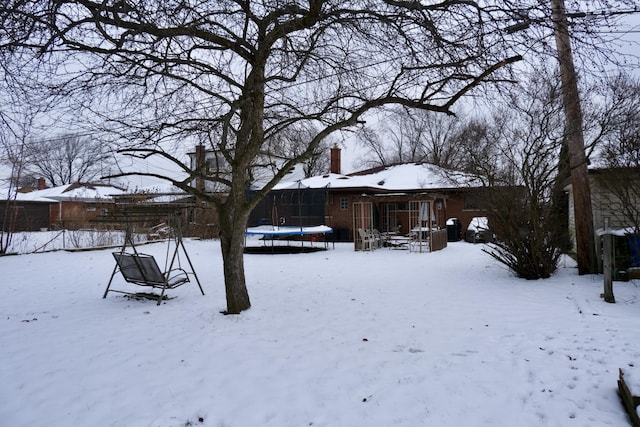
[598,73,640,170]
[356,107,464,169]
[451,115,510,184]
[1,1,525,313]
[19,133,114,187]
[265,124,331,178]
[354,125,394,169]
[0,130,26,254]
[0,87,38,254]
[596,73,640,233]
[482,67,566,279]
[419,111,467,170]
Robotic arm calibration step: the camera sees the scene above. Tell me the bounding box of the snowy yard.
[1,240,639,427]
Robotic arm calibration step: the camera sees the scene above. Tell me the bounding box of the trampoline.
[244,225,334,254]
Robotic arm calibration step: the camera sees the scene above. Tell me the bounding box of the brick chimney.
[330,144,341,174]
[195,144,205,191]
[37,177,47,190]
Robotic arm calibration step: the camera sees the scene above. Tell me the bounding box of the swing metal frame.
[103,206,204,305]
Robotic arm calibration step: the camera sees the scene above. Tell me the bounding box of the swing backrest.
[113,252,166,285]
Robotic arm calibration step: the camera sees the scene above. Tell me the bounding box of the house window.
[382,203,398,232]
[86,205,96,212]
[340,197,349,210]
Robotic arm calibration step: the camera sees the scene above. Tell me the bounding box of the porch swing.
[103,207,205,305]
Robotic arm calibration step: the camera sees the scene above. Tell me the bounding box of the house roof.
[13,183,127,203]
[273,163,484,192]
[358,163,483,191]
[563,166,640,191]
[4,162,483,202]
[108,182,196,205]
[273,172,384,191]
[588,166,640,175]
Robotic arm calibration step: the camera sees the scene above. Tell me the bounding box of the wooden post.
[602,233,615,302]
[602,218,615,303]
[550,0,597,274]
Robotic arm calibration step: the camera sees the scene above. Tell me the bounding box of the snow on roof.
[14,183,127,203]
[114,182,193,204]
[124,182,186,195]
[140,193,192,204]
[362,163,483,191]
[596,226,640,236]
[272,173,384,191]
[273,163,483,192]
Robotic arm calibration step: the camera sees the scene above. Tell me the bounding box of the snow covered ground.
[1,240,639,427]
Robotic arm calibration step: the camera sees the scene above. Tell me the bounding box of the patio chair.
[371,229,384,249]
[357,228,375,251]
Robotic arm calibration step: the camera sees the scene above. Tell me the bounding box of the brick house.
[249,146,490,242]
[1,182,126,231]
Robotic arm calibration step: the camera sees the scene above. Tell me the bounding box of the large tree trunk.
[213,56,266,314]
[551,0,597,274]
[218,202,251,314]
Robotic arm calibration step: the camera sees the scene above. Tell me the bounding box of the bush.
[483,191,562,279]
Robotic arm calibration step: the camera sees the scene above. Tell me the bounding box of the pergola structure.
[353,193,448,252]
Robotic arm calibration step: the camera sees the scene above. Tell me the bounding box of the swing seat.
[110,252,190,304]
[113,252,190,288]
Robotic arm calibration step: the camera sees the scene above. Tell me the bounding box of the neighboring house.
[0,198,51,231]
[187,144,232,193]
[566,167,640,276]
[2,179,219,237]
[110,183,219,238]
[187,143,306,193]
[249,146,490,242]
[1,182,127,231]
